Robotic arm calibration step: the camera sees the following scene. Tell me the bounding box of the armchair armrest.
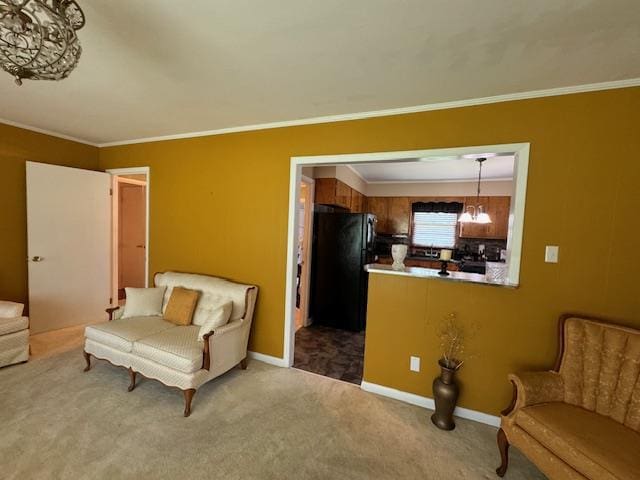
[105,306,122,321]
[503,371,564,416]
[201,319,245,370]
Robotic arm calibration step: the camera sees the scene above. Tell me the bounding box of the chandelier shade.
[0,0,85,85]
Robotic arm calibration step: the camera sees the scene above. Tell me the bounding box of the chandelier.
[0,0,85,86]
[458,158,492,224]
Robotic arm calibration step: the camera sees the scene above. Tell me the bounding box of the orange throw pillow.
[164,287,199,326]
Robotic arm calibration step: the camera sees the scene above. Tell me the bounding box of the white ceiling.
[1,0,639,145]
[351,156,514,183]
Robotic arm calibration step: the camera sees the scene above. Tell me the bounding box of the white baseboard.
[360,381,500,428]
[247,350,288,368]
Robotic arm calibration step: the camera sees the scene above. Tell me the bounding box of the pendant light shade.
[458,211,474,223]
[475,211,492,224]
[458,158,492,224]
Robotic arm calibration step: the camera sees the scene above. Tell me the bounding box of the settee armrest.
[201,319,245,370]
[504,371,564,416]
[105,306,123,321]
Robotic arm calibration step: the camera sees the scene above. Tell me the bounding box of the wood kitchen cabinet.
[350,189,365,213]
[366,197,389,232]
[314,178,352,210]
[459,196,511,239]
[365,196,410,234]
[387,197,410,234]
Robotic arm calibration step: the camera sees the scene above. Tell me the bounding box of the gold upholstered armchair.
[496,314,640,480]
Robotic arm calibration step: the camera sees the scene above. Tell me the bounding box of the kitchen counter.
[377,254,460,263]
[365,263,516,288]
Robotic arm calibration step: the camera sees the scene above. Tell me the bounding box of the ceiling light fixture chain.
[0,0,85,86]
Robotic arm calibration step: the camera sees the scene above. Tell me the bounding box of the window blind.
[411,211,458,248]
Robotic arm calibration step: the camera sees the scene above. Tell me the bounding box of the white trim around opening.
[106,167,151,304]
[283,143,530,368]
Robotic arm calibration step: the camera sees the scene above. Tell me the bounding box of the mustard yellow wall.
[98,87,640,415]
[0,124,99,306]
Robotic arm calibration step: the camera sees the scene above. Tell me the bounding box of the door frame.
[106,167,150,305]
[282,143,530,367]
[297,175,315,329]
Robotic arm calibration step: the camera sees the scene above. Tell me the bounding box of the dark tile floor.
[293,324,365,384]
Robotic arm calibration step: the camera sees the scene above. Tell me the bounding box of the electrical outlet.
[410,356,421,372]
[545,245,559,263]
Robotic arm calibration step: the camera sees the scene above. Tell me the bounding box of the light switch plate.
[545,245,559,263]
[410,356,421,372]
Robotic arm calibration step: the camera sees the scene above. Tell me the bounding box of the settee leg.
[127,368,137,392]
[496,428,510,477]
[83,351,91,372]
[240,357,248,370]
[183,389,196,417]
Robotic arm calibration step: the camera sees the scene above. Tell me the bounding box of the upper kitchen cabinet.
[366,197,389,232]
[485,196,511,239]
[387,197,410,234]
[315,178,352,210]
[459,196,511,239]
[350,189,365,213]
[365,197,409,234]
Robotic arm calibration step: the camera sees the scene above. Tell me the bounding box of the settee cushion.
[155,272,251,326]
[164,287,199,326]
[122,287,166,319]
[515,402,640,480]
[0,316,29,336]
[132,325,203,374]
[85,316,175,353]
[0,301,24,318]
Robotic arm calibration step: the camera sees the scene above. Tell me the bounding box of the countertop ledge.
[365,264,517,288]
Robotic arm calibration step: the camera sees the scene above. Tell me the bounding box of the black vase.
[431,358,460,431]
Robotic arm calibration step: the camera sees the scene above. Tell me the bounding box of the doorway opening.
[107,167,150,305]
[293,175,367,384]
[292,169,371,385]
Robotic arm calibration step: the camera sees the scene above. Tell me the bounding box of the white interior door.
[26,162,111,334]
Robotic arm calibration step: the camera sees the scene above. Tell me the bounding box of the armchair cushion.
[515,402,640,480]
[132,326,202,374]
[85,316,174,353]
[0,316,29,336]
[508,371,564,410]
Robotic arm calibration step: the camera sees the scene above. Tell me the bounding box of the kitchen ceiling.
[1,0,639,145]
[350,156,514,183]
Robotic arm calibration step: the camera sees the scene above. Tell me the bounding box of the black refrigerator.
[309,212,376,332]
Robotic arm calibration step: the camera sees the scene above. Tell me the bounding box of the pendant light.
[459,158,492,224]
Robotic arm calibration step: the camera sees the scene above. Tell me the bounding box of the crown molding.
[2,78,639,148]
[365,177,513,185]
[344,164,369,183]
[0,117,99,147]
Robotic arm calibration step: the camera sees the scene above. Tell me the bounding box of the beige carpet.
[0,349,545,479]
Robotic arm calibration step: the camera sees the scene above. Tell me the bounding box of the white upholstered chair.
[0,301,29,368]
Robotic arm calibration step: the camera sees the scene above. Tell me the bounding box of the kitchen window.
[411,202,463,248]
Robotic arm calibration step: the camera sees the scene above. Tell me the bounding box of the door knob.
[31,256,44,262]
[136,245,145,248]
